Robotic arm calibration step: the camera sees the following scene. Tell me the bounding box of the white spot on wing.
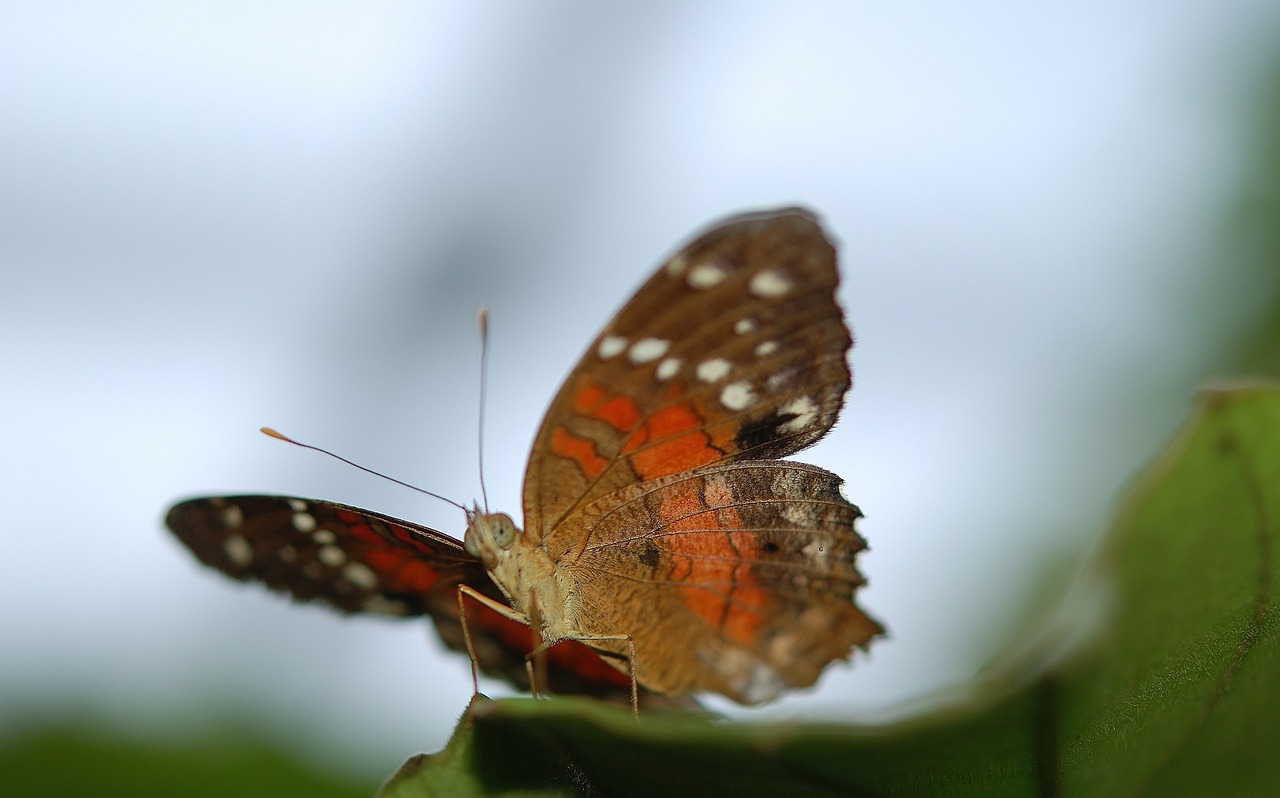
[781,501,810,527]
[734,318,758,335]
[720,380,756,410]
[779,396,820,433]
[666,253,687,276]
[771,468,807,498]
[223,535,253,567]
[688,262,728,288]
[311,528,336,545]
[696,358,732,383]
[343,561,378,590]
[749,269,792,298]
[598,335,628,359]
[318,545,346,567]
[220,506,243,529]
[629,337,670,364]
[710,648,785,704]
[288,499,307,513]
[291,512,317,533]
[766,368,796,392]
[656,357,681,380]
[754,340,779,357]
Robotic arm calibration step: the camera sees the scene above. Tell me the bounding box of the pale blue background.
[3,0,1277,779]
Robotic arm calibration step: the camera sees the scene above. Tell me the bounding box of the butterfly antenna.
[260,427,468,513]
[476,306,492,515]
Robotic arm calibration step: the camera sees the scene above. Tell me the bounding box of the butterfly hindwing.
[563,461,882,702]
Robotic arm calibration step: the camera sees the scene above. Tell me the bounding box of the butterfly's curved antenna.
[476,306,492,515]
[260,427,468,514]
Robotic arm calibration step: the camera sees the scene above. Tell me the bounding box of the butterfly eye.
[464,513,519,558]
[492,515,517,549]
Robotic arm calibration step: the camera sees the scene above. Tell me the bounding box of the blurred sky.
[3,0,1279,779]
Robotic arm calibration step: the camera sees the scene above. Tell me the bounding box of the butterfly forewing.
[166,496,484,616]
[523,209,850,539]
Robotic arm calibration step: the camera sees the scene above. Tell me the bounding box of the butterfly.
[166,207,883,707]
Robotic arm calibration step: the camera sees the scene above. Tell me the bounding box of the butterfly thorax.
[462,510,577,640]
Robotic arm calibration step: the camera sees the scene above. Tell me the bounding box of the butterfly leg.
[456,584,535,696]
[525,587,550,700]
[530,632,639,719]
[455,587,482,697]
[456,585,638,715]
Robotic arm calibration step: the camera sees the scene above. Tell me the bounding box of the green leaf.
[0,724,372,798]
[1056,383,1280,795]
[384,384,1280,798]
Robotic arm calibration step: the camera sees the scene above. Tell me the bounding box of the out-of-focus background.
[4,2,1280,791]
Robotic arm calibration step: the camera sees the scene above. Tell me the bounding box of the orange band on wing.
[361,548,441,592]
[620,388,720,480]
[338,511,428,553]
[659,481,767,646]
[571,382,643,432]
[571,383,608,413]
[332,510,445,593]
[550,426,608,479]
[565,380,721,481]
[594,395,643,431]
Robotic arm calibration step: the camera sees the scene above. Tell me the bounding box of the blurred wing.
[522,208,851,541]
[166,495,684,706]
[166,495,483,617]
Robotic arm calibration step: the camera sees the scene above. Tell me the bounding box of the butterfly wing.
[166,495,484,616]
[519,208,881,702]
[522,208,852,540]
[166,495,672,704]
[565,462,882,703]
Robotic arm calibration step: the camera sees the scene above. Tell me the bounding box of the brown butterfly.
[167,208,883,707]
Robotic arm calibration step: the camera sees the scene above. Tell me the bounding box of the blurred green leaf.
[1224,67,1280,377]
[0,724,371,798]
[384,384,1280,797]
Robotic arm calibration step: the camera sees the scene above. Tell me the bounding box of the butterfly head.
[463,511,520,569]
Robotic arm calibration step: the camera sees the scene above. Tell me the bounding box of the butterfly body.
[168,208,883,705]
